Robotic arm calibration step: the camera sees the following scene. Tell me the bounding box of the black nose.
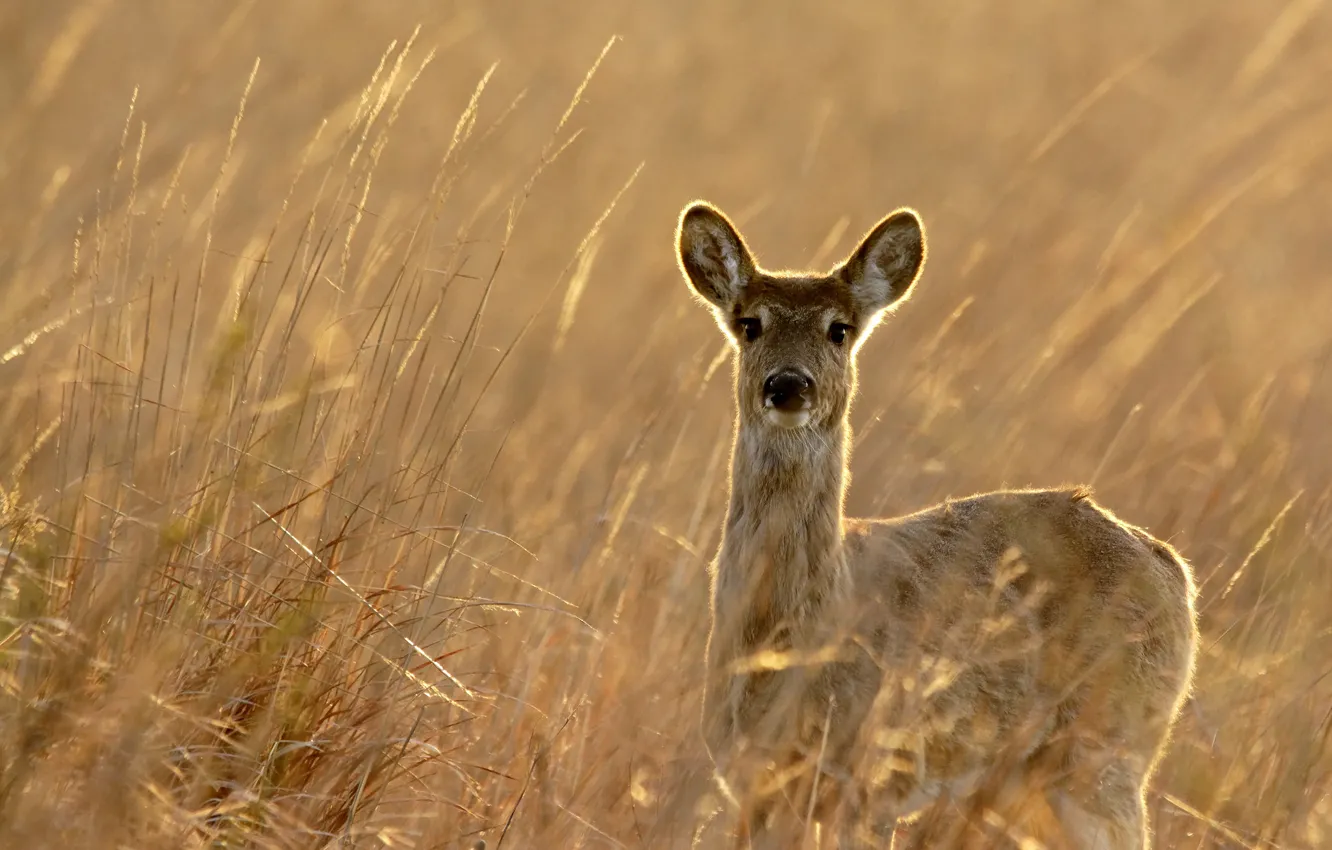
[763,370,814,412]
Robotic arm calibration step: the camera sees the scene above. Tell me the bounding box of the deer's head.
[677,202,926,430]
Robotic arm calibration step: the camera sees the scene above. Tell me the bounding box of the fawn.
[676,201,1198,848]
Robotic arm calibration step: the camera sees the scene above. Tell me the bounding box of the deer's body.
[676,202,1198,848]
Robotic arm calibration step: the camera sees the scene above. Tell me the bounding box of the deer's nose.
[763,370,814,412]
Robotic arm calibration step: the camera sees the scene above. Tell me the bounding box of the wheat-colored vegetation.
[0,3,1329,848]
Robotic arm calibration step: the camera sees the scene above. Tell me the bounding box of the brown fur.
[676,201,1199,849]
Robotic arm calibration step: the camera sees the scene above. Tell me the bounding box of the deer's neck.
[712,420,851,649]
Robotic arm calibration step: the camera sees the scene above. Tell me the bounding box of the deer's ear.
[839,208,925,317]
[677,201,756,310]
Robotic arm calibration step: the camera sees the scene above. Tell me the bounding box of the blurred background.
[1,1,1330,847]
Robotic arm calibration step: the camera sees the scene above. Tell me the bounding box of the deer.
[675,200,1199,848]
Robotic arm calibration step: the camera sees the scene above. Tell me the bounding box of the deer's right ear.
[677,201,755,310]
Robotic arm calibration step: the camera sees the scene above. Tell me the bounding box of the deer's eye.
[737,318,762,342]
[828,322,854,346]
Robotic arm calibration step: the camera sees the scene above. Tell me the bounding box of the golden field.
[1,2,1330,847]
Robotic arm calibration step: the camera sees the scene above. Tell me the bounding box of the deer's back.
[852,486,1194,623]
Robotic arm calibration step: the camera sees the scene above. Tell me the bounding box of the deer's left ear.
[839,208,926,316]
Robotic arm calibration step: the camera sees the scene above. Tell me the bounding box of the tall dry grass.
[1,2,1330,847]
